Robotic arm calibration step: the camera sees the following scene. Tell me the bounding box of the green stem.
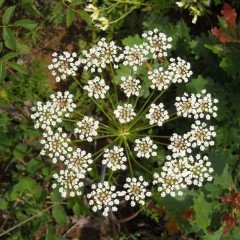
[124,139,133,177]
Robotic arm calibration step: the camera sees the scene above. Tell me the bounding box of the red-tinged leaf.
[165,215,179,235]
[221,214,235,236]
[211,27,231,43]
[181,209,195,221]
[221,3,237,30]
[219,195,232,204]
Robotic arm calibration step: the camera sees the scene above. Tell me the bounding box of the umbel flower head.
[32,29,218,217]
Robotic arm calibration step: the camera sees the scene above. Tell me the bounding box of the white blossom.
[120,76,141,97]
[84,4,100,20]
[48,52,80,82]
[114,104,136,124]
[153,171,186,197]
[142,29,172,58]
[52,169,84,198]
[31,101,62,129]
[123,176,151,207]
[83,76,109,99]
[50,91,76,118]
[40,128,72,163]
[168,57,193,83]
[146,103,169,126]
[64,148,93,174]
[134,137,157,158]
[95,17,109,31]
[102,146,127,171]
[185,154,213,187]
[87,182,125,217]
[188,121,216,151]
[74,116,99,142]
[122,43,149,71]
[81,38,122,72]
[148,67,172,91]
[168,133,192,158]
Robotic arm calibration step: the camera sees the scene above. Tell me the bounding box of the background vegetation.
[0,0,240,239]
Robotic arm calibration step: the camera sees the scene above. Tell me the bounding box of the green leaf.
[2,52,18,60]
[13,143,27,160]
[214,165,234,189]
[0,42,3,52]
[52,2,63,15]
[0,0,5,7]
[122,34,143,46]
[0,198,8,210]
[3,26,16,50]
[76,10,92,26]
[203,226,224,240]
[14,19,37,30]
[186,75,208,93]
[0,61,6,82]
[193,193,212,233]
[71,0,82,5]
[66,7,74,27]
[2,6,16,25]
[8,62,27,74]
[52,204,67,226]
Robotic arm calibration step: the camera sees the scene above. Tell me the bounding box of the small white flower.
[87,181,124,217]
[188,121,216,151]
[74,116,99,142]
[102,146,127,171]
[168,133,192,158]
[48,52,80,82]
[95,17,109,31]
[81,38,122,73]
[50,91,76,118]
[114,104,136,124]
[65,148,93,174]
[124,176,151,207]
[168,57,193,83]
[31,101,62,129]
[120,76,141,97]
[83,76,109,99]
[185,154,213,187]
[146,103,169,126]
[122,43,149,71]
[52,169,84,198]
[134,137,157,158]
[142,28,172,58]
[148,67,172,91]
[153,171,186,197]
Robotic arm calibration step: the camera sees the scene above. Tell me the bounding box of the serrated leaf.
[2,6,16,25]
[14,19,37,30]
[76,10,92,26]
[8,62,27,74]
[66,7,74,27]
[186,75,208,93]
[52,2,63,15]
[0,61,6,82]
[193,193,212,233]
[52,204,67,226]
[214,165,234,189]
[122,34,143,46]
[3,26,16,50]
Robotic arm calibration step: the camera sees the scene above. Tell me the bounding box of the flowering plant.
[31,29,218,217]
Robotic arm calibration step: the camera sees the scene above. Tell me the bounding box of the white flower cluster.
[74,116,99,142]
[102,146,127,171]
[114,104,136,124]
[142,29,172,58]
[120,76,141,97]
[168,57,193,83]
[48,52,80,82]
[81,38,122,72]
[83,76,110,99]
[146,103,169,126]
[175,89,218,119]
[148,67,171,91]
[123,176,151,207]
[40,128,72,164]
[65,148,93,174]
[188,121,216,151]
[52,169,84,198]
[31,91,76,129]
[87,182,125,217]
[122,44,149,71]
[134,137,157,158]
[153,154,213,197]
